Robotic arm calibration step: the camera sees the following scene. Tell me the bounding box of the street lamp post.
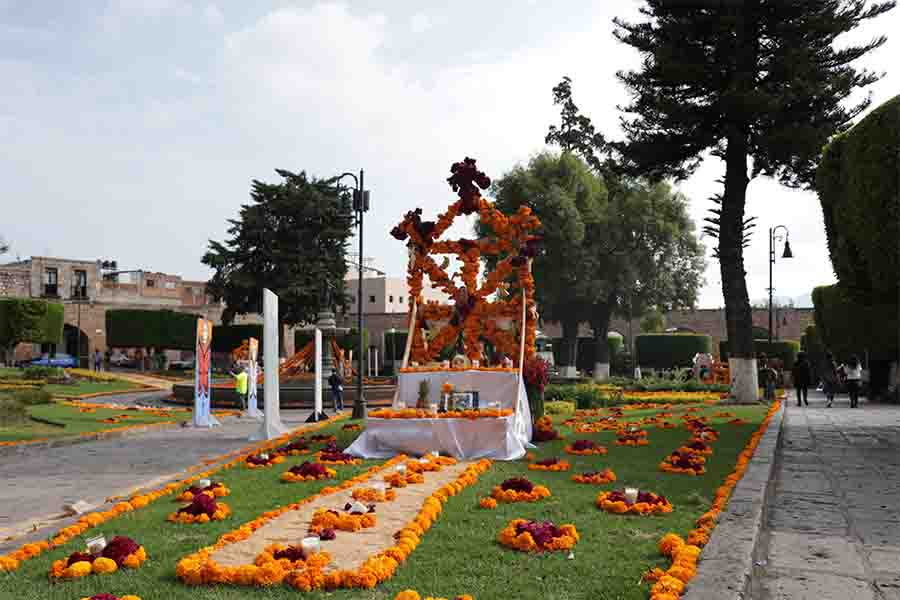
[768,226,793,345]
[335,170,370,420]
[389,327,396,378]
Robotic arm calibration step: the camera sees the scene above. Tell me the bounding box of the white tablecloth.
[345,370,533,461]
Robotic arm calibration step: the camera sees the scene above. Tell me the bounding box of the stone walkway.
[753,390,900,599]
[0,390,317,553]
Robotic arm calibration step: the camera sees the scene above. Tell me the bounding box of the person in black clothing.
[328,369,344,411]
[792,352,812,407]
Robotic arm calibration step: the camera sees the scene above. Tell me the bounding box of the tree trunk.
[561,316,579,378]
[592,302,612,381]
[721,128,758,403]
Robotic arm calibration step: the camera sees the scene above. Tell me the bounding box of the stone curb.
[682,400,786,600]
[0,420,187,457]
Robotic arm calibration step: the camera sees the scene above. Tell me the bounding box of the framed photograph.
[450,391,479,411]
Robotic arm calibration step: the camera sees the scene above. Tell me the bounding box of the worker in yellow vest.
[232,366,249,411]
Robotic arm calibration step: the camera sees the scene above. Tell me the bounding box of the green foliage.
[23,366,63,380]
[105,310,200,350]
[211,324,263,355]
[812,284,899,362]
[0,395,27,426]
[544,400,576,415]
[604,376,730,393]
[719,339,801,370]
[613,2,894,366]
[203,169,355,329]
[640,310,665,333]
[635,334,712,369]
[816,95,899,302]
[0,298,64,355]
[10,388,52,406]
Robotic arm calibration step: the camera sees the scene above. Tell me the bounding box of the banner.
[246,337,262,419]
[193,318,220,427]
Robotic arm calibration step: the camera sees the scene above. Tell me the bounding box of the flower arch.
[390,158,542,367]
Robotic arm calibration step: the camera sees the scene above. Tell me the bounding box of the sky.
[2,1,898,309]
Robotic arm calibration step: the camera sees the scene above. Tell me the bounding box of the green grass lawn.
[0,401,192,442]
[43,379,143,397]
[0,405,770,600]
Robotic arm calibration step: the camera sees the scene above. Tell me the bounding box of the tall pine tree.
[613,1,894,401]
[203,169,354,356]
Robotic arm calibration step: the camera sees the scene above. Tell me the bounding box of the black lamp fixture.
[768,226,793,344]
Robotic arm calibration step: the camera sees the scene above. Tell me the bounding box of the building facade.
[0,256,233,364]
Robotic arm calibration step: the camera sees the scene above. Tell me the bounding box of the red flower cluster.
[500,477,534,494]
[288,462,330,478]
[272,546,306,562]
[523,357,550,393]
[178,493,219,517]
[447,157,491,214]
[277,440,310,455]
[101,536,140,567]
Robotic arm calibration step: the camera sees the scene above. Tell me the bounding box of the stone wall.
[0,266,31,297]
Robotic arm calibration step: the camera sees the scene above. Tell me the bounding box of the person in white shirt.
[845,355,863,408]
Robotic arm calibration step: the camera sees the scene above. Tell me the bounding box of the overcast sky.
[2,1,897,308]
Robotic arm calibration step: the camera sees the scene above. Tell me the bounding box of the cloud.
[203,2,224,27]
[409,13,432,34]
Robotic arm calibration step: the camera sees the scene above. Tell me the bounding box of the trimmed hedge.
[816,95,899,302]
[719,339,801,370]
[812,284,899,362]
[211,324,263,355]
[552,336,623,371]
[105,309,200,350]
[635,333,712,369]
[0,298,64,347]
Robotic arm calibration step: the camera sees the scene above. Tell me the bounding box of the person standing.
[328,369,344,411]
[792,352,812,407]
[821,352,840,408]
[845,355,863,408]
[94,349,103,372]
[232,366,248,411]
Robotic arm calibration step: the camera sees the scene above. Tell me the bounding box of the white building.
[344,275,449,315]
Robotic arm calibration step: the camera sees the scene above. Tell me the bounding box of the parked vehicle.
[30,353,78,368]
[169,360,193,371]
[109,354,135,368]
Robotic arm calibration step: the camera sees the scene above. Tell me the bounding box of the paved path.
[753,390,900,599]
[0,391,317,553]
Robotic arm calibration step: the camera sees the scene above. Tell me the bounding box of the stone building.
[0,256,231,364]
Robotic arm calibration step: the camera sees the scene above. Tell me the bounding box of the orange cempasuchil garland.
[527,458,570,472]
[489,477,551,503]
[0,415,346,573]
[50,538,148,579]
[646,400,781,600]
[176,458,492,591]
[564,440,608,456]
[175,455,406,586]
[394,591,474,600]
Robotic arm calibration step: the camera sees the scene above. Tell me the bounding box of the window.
[389,295,394,303]
[165,281,176,289]
[399,296,404,304]
[44,268,58,297]
[146,279,156,288]
[369,295,376,303]
[72,270,87,298]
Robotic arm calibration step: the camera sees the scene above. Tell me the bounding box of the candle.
[624,487,639,504]
[397,464,407,474]
[396,400,406,410]
[472,359,480,368]
[429,403,438,415]
[86,534,106,555]
[301,536,321,556]
[373,482,387,495]
[430,450,440,458]
[418,457,430,464]
[442,360,450,369]
[259,453,269,461]
[197,479,211,489]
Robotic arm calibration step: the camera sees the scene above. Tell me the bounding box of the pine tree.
[203,169,354,355]
[613,0,894,401]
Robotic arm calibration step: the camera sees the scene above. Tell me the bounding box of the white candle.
[301,536,321,556]
[373,482,387,495]
[397,464,407,474]
[472,360,480,368]
[396,400,406,409]
[86,534,106,555]
[197,479,211,489]
[418,457,430,464]
[442,360,450,369]
[430,450,440,458]
[259,453,269,461]
[429,403,438,415]
[624,487,639,504]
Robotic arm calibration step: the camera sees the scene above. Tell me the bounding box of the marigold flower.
[92,557,118,575]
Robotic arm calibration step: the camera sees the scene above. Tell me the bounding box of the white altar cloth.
[345,370,533,461]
